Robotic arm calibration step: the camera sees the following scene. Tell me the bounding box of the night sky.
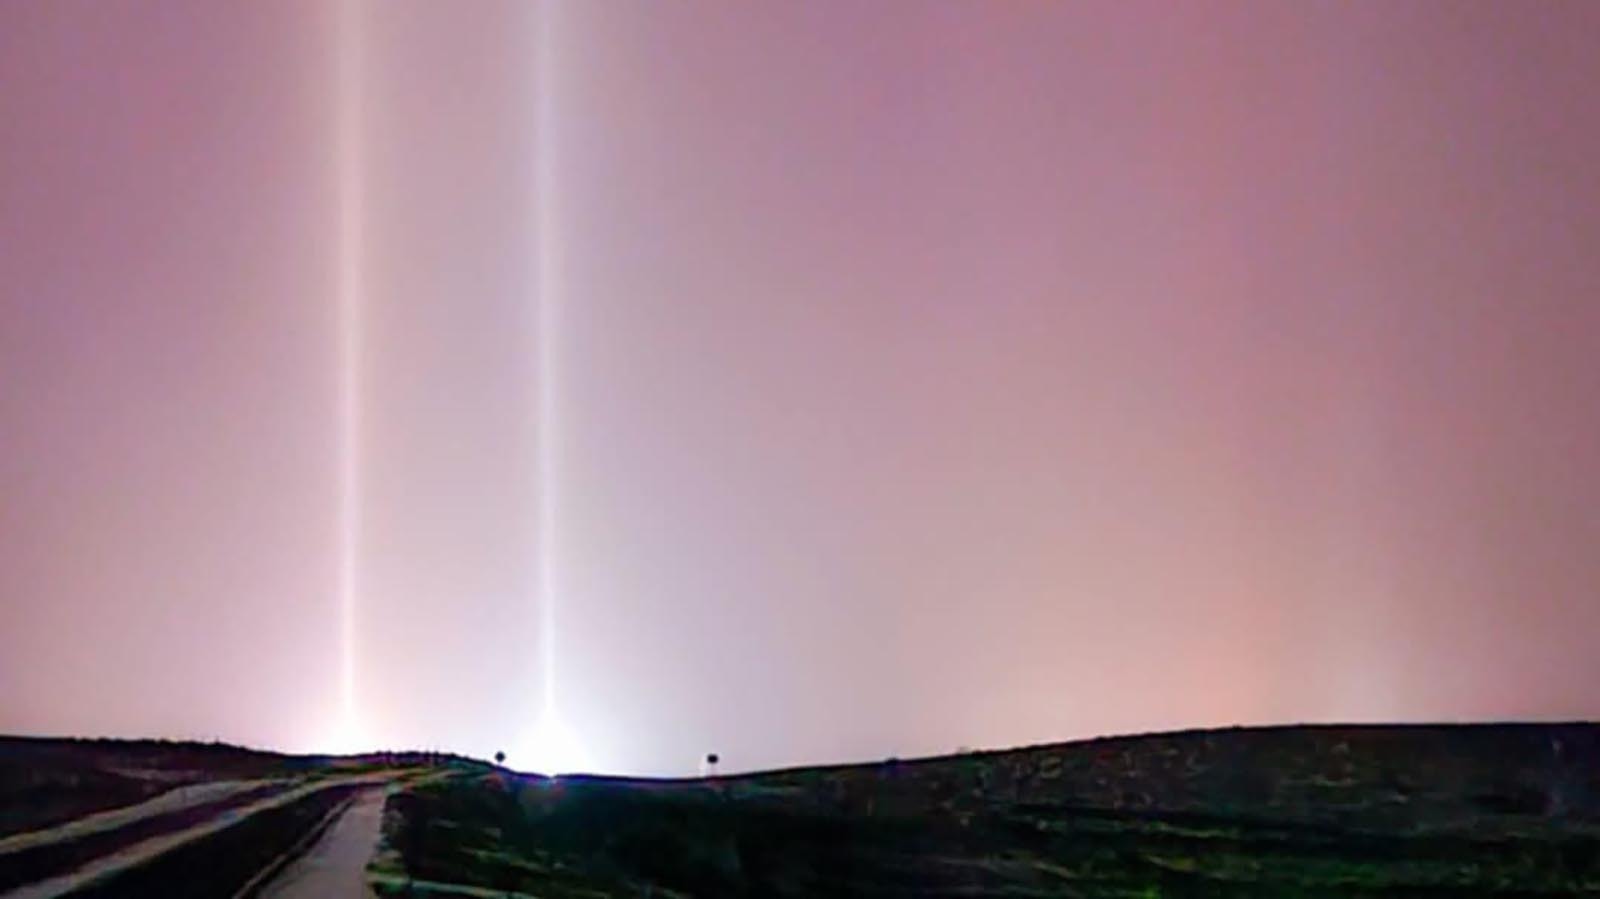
[2,1,1598,776]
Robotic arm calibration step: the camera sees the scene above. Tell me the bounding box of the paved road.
[0,773,398,899]
[257,787,388,899]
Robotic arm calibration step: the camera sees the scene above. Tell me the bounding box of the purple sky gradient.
[2,1,1598,774]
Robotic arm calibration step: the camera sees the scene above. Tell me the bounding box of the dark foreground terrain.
[380,724,1600,897]
[0,737,463,897]
[4,724,1600,897]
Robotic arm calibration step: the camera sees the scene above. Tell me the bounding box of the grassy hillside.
[375,724,1600,897]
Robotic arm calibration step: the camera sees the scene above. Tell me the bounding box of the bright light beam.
[521,0,592,777]
[536,0,557,721]
[336,0,366,751]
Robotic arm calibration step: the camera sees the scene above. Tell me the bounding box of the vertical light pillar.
[536,0,558,724]
[520,0,591,776]
[336,0,366,749]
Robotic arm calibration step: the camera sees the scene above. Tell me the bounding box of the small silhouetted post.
[494,751,506,766]
[703,752,719,778]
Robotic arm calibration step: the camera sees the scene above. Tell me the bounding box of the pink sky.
[2,1,1598,775]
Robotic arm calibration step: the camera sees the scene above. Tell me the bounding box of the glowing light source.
[515,706,592,776]
[323,713,367,757]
